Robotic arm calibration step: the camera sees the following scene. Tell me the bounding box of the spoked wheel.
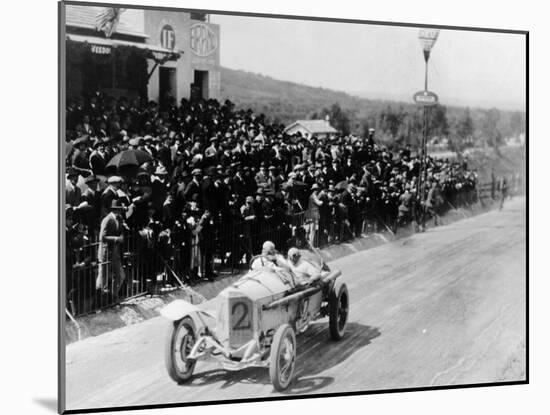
[269,324,297,391]
[165,317,197,383]
[329,282,349,340]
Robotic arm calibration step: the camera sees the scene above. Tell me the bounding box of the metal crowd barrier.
[66,179,523,317]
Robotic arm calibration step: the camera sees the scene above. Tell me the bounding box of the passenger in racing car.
[250,240,288,270]
[287,247,322,285]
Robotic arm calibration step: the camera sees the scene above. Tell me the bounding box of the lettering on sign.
[160,25,176,50]
[413,90,439,106]
[91,44,111,55]
[190,23,218,57]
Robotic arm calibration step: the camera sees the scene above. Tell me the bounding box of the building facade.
[284,119,338,139]
[65,5,221,104]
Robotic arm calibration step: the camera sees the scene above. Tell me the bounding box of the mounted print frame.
[59,1,528,413]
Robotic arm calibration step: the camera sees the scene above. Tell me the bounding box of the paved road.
[65,198,526,411]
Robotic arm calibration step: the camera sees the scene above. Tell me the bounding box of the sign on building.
[190,23,218,57]
[160,25,176,50]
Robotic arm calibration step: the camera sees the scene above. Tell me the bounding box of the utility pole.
[414,29,440,231]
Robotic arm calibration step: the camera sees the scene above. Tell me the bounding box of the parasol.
[106,149,153,170]
[335,180,349,190]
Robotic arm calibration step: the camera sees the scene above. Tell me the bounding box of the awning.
[66,34,181,62]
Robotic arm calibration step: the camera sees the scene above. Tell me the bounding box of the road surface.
[65,198,526,411]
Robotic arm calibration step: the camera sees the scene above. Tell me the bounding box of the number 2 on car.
[231,301,251,330]
[229,297,253,346]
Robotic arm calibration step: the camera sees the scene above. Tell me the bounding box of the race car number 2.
[231,301,252,330]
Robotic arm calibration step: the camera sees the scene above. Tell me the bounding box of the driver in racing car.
[250,240,288,270]
[287,247,322,285]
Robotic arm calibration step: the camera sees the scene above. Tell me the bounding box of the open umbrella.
[335,180,349,190]
[106,149,153,171]
[73,135,90,147]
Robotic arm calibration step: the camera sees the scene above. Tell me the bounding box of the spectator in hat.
[219,143,234,166]
[243,166,258,196]
[157,137,173,173]
[172,209,194,282]
[302,164,316,187]
[96,199,126,297]
[499,176,508,210]
[184,168,202,204]
[71,136,92,176]
[425,181,442,226]
[76,114,94,136]
[255,163,268,186]
[307,183,324,245]
[197,209,216,280]
[190,145,204,167]
[204,137,220,162]
[240,196,257,263]
[200,166,218,214]
[267,165,283,192]
[66,168,83,209]
[128,172,153,228]
[253,187,268,222]
[80,174,101,238]
[100,176,123,218]
[143,136,157,158]
[231,167,247,202]
[151,165,170,219]
[89,140,107,176]
[178,140,193,168]
[213,167,230,218]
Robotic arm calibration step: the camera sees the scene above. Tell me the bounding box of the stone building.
[64,4,221,103]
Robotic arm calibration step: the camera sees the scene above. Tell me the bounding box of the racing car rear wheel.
[165,317,197,383]
[269,324,296,391]
[329,282,349,340]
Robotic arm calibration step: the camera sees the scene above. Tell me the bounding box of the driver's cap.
[262,240,275,252]
[288,247,301,260]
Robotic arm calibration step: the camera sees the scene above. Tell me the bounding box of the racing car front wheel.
[329,282,349,340]
[269,324,296,391]
[165,317,197,383]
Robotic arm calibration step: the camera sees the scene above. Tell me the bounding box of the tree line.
[220,66,525,150]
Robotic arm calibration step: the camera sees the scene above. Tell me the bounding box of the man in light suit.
[96,199,126,297]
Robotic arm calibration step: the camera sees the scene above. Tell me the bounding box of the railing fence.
[66,178,523,316]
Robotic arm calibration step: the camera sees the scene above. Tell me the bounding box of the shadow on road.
[293,322,381,378]
[184,322,380,395]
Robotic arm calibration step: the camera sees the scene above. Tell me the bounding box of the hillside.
[219,66,526,148]
[220,66,380,125]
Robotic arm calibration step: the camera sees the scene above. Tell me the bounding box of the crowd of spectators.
[65,92,479,300]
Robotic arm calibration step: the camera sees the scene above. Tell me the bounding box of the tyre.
[269,324,297,391]
[329,282,349,340]
[165,317,197,383]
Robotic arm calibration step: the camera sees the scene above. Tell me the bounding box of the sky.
[209,14,526,111]
[122,8,526,111]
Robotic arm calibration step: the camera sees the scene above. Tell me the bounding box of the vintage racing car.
[161,249,349,391]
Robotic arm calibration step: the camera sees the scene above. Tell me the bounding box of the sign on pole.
[413,90,439,106]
